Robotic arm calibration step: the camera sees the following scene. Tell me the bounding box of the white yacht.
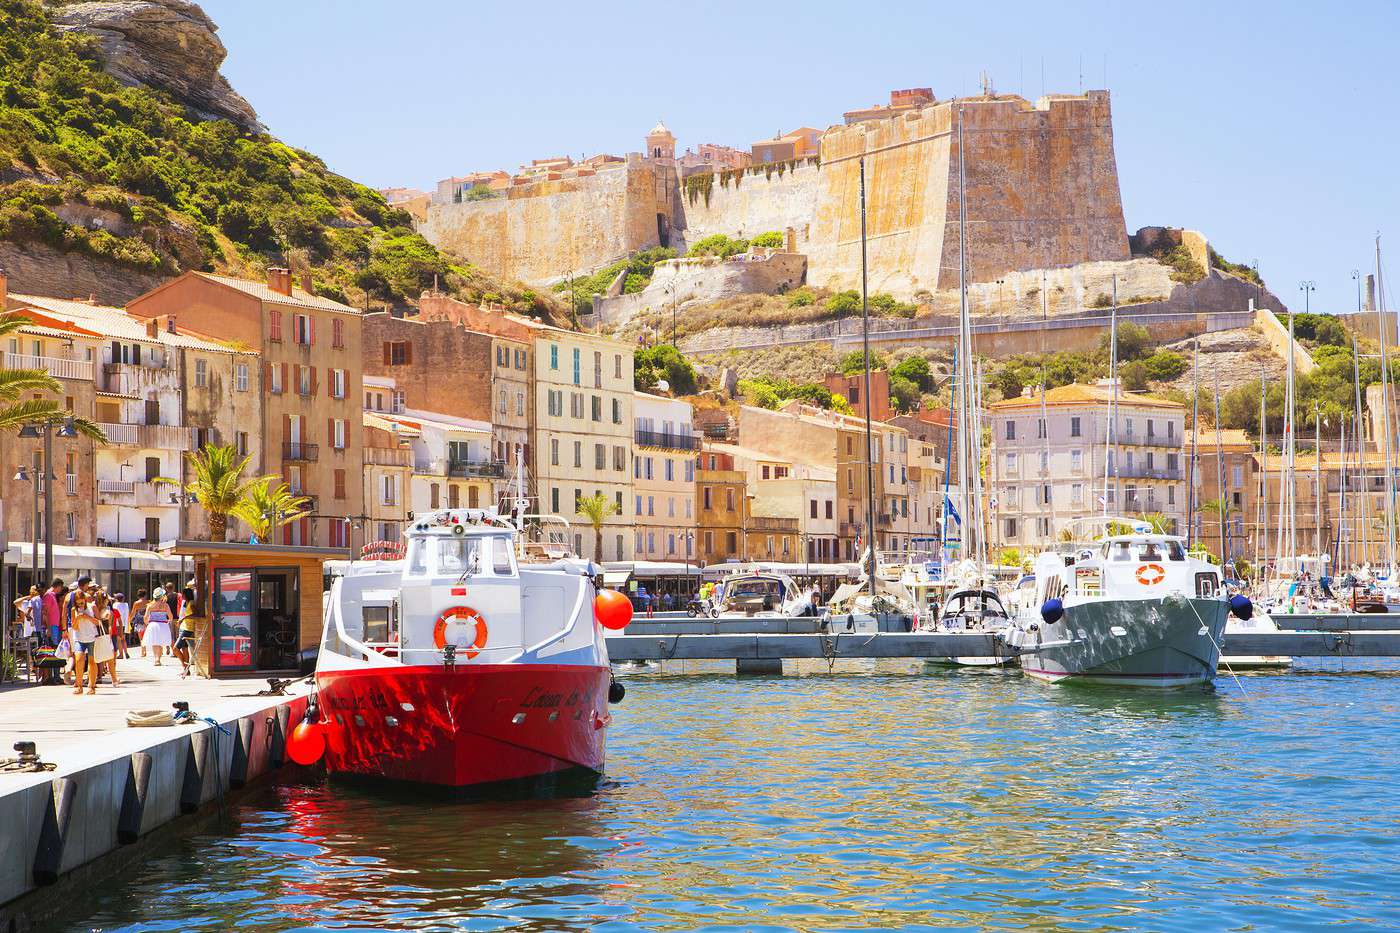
[1003,531,1245,688]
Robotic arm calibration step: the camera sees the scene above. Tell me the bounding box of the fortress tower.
[645,121,675,162]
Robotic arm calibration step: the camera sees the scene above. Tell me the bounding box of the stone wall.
[590,250,807,327]
[420,91,1133,299]
[419,157,669,285]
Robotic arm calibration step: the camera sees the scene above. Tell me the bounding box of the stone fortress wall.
[419,90,1131,298]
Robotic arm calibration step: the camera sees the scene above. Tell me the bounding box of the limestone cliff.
[49,0,262,131]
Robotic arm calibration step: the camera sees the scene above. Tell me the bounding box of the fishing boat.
[310,508,624,791]
[1002,528,1247,688]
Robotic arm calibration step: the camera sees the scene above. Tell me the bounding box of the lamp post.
[13,455,43,588]
[16,417,78,587]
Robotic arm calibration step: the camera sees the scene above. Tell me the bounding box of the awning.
[603,569,632,586]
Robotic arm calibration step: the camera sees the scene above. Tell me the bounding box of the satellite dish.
[656,378,671,393]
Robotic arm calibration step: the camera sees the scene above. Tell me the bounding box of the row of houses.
[1,269,957,566]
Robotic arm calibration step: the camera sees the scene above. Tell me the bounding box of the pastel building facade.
[632,392,698,561]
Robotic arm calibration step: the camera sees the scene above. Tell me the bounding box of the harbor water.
[40,661,1400,931]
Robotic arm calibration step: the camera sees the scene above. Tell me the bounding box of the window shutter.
[405,342,413,365]
[264,361,273,390]
[382,342,391,366]
[310,366,318,396]
[283,413,291,441]
[309,316,316,345]
[280,362,288,390]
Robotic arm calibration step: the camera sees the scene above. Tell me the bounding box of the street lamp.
[1298,280,1316,315]
[16,417,78,586]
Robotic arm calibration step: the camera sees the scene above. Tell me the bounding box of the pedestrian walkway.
[0,655,304,763]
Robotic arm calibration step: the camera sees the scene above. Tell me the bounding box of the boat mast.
[955,107,980,572]
[1040,363,1053,540]
[1339,416,1347,570]
[858,155,877,596]
[1314,402,1322,559]
[1188,338,1199,546]
[1102,285,1117,518]
[1214,367,1226,566]
[1379,234,1397,577]
[1352,334,1368,567]
[1278,299,1297,571]
[1258,378,1268,582]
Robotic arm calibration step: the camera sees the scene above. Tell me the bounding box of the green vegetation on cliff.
[553,247,677,316]
[0,0,549,314]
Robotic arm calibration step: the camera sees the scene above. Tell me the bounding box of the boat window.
[1109,542,1132,561]
[1166,540,1186,561]
[490,536,515,576]
[437,537,482,575]
[1195,572,1218,597]
[1138,542,1163,562]
[406,539,429,577]
[363,605,393,643]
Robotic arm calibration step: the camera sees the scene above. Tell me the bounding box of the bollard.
[33,777,76,885]
[180,732,210,814]
[229,717,253,788]
[117,752,152,844]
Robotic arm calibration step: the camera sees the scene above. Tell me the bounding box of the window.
[811,499,818,519]
[1148,419,1156,438]
[570,393,584,419]
[825,501,833,519]
[298,365,313,396]
[332,319,345,349]
[572,347,581,385]
[593,350,603,387]
[384,342,410,366]
[1168,485,1176,505]
[516,392,524,416]
[551,438,559,466]
[515,349,526,369]
[496,346,507,368]
[612,398,622,424]
[294,314,312,345]
[269,311,282,342]
[1005,420,1016,440]
[236,363,249,391]
[236,431,249,456]
[1070,416,1081,438]
[448,485,460,509]
[703,487,712,510]
[66,512,76,541]
[614,445,626,471]
[1037,418,1046,439]
[1168,421,1175,439]
[762,465,771,480]
[550,344,558,370]
[331,369,346,399]
[392,390,405,414]
[1006,452,1018,475]
[334,469,347,500]
[145,456,161,481]
[725,488,735,511]
[1072,483,1083,504]
[573,441,582,468]
[333,419,347,449]
[430,483,440,509]
[591,396,602,422]
[647,496,655,516]
[381,475,397,505]
[1003,517,1018,539]
[194,358,207,387]
[615,354,622,379]
[664,459,674,482]
[551,488,560,513]
[498,390,507,415]
[595,443,606,470]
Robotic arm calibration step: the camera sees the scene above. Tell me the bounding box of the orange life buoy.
[1135,563,1166,586]
[432,606,488,658]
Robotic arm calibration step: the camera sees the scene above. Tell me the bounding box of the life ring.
[1135,563,1165,586]
[432,606,488,658]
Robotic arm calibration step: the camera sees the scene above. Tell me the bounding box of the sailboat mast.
[1353,336,1367,567]
[858,155,877,595]
[1102,283,1117,516]
[1214,367,1226,565]
[955,107,979,570]
[1041,365,1053,538]
[1283,300,1298,567]
[1314,403,1322,558]
[1377,235,1396,574]
[1258,378,1268,581]
[1188,339,1199,546]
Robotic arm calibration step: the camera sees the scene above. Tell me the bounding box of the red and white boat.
[311,509,624,791]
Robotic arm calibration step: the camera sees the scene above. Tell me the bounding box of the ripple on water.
[45,668,1400,932]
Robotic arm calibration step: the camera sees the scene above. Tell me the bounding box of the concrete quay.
[0,657,309,921]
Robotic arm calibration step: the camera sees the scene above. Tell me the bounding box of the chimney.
[267,267,292,296]
[301,271,314,294]
[146,319,159,338]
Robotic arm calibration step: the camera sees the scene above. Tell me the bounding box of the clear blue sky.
[205,0,1398,314]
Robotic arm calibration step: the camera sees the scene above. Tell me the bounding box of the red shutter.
[404,342,413,365]
[310,366,318,396]
[382,342,391,366]
[309,316,316,346]
[264,362,273,392]
[327,418,334,448]
[282,414,291,442]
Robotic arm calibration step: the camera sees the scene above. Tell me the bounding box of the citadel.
[416,88,1133,299]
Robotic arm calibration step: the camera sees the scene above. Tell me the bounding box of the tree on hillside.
[1100,320,1153,362]
[891,355,934,392]
[635,344,698,394]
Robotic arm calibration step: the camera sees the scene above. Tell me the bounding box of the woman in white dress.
[144,588,174,664]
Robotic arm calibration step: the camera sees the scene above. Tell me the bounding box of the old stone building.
[11,293,260,547]
[127,269,365,547]
[696,448,745,565]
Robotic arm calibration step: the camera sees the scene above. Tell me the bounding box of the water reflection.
[50,670,1400,932]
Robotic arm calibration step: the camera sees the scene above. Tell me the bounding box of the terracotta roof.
[196,273,359,315]
[989,383,1185,412]
[11,294,241,354]
[1190,429,1254,449]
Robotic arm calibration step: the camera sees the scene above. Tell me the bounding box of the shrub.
[635,344,699,395]
[750,230,784,249]
[687,234,748,258]
[826,290,861,315]
[889,374,921,412]
[1142,350,1187,382]
[839,348,887,375]
[787,286,815,307]
[892,355,934,391]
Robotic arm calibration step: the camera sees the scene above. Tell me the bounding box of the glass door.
[213,569,254,671]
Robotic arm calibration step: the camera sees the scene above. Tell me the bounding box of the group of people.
[13,577,199,691]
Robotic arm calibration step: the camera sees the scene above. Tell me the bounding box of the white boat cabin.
[1029,534,1222,609]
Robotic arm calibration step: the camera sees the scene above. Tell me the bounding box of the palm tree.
[1140,511,1171,534]
[165,443,266,541]
[0,313,105,438]
[575,492,618,561]
[230,477,311,543]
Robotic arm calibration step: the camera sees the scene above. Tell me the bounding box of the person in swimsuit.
[69,591,101,695]
[174,587,197,678]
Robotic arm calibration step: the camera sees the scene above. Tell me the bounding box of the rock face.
[51,0,262,131]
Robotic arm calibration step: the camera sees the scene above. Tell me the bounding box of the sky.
[203,0,1400,314]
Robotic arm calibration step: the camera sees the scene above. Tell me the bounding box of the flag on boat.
[945,495,962,526]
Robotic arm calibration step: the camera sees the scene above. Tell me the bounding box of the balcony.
[4,352,93,382]
[839,521,863,539]
[747,515,799,533]
[97,422,191,450]
[365,446,412,468]
[97,479,170,507]
[635,429,701,451]
[283,442,319,462]
[102,360,174,395]
[447,458,505,479]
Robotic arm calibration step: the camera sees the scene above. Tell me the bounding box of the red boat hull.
[315,664,611,789]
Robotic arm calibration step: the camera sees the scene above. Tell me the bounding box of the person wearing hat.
[144,587,174,664]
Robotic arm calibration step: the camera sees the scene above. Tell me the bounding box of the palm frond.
[0,313,37,339]
[0,368,62,402]
[0,400,106,442]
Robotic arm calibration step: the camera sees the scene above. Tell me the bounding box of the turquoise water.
[46,662,1400,931]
